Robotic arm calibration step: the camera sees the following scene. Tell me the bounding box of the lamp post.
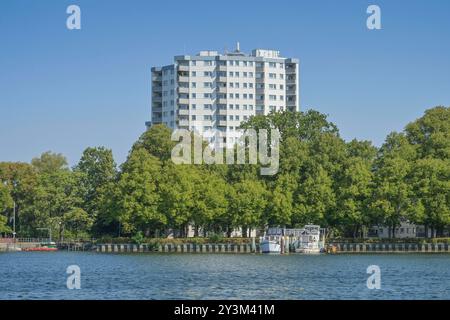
[12,201,16,249]
[13,201,16,240]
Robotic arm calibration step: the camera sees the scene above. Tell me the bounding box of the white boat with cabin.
[260,225,325,254]
[260,234,282,254]
[291,225,324,254]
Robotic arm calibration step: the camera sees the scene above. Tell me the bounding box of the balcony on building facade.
[217,86,227,94]
[178,86,189,94]
[286,99,296,107]
[286,76,296,84]
[178,64,189,72]
[256,95,265,103]
[256,88,265,95]
[152,96,162,103]
[178,108,189,116]
[177,118,189,127]
[152,116,162,123]
[286,89,296,95]
[152,105,162,112]
[152,74,162,82]
[285,64,296,74]
[178,97,189,105]
[287,106,296,112]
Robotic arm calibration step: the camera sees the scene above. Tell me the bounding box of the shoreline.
[3,241,450,254]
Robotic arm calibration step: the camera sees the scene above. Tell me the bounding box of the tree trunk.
[194,225,199,237]
[226,226,232,238]
[242,226,248,238]
[431,227,436,239]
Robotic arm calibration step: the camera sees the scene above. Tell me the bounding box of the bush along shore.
[1,107,449,242]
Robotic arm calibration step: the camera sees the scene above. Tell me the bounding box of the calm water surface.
[0,252,449,299]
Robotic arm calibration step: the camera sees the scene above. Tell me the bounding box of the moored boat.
[260,236,282,254]
[23,241,58,252]
[292,225,324,254]
[261,225,326,254]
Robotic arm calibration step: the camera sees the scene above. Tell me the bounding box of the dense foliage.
[0,107,448,239]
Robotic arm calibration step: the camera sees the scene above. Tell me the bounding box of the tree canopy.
[1,106,448,239]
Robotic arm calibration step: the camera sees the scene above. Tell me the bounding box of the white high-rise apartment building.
[147,45,299,144]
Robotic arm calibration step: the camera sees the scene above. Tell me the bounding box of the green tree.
[332,140,376,238]
[74,147,117,235]
[31,151,68,173]
[266,173,296,226]
[240,109,339,142]
[370,133,417,238]
[191,169,229,236]
[21,169,84,239]
[132,124,176,161]
[335,157,373,238]
[114,148,166,235]
[229,179,268,237]
[410,158,450,237]
[0,182,13,212]
[0,183,13,234]
[405,106,450,160]
[0,162,38,236]
[293,161,335,227]
[63,208,93,239]
[159,163,196,237]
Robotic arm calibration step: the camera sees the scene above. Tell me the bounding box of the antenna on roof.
[224,45,228,55]
[236,41,240,52]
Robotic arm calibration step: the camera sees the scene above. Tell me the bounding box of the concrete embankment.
[332,242,450,253]
[96,243,258,253]
[4,241,449,254]
[97,242,450,254]
[0,242,41,252]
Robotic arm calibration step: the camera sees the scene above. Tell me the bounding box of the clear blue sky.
[1,0,449,166]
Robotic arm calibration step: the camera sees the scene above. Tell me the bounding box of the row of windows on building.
[185,93,257,99]
[160,104,251,112]
[162,79,175,86]
[180,93,285,100]
[184,60,286,68]
[163,104,284,114]
[189,82,285,89]
[160,82,286,95]
[162,122,261,133]
[180,115,249,121]
[187,71,285,79]
[186,104,255,111]
[161,101,284,110]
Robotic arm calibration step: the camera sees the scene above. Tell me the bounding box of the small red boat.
[23,242,58,252]
[23,247,58,252]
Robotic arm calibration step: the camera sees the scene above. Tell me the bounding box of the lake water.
[0,252,449,299]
